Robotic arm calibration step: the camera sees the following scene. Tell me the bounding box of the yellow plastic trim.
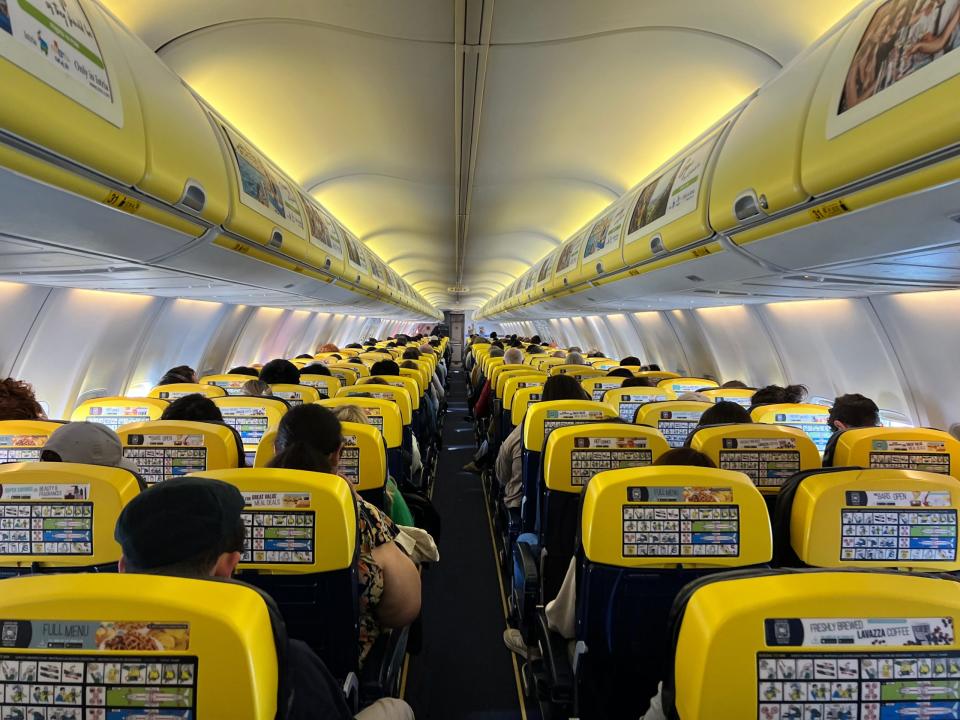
[338,384,412,425]
[356,376,420,410]
[70,397,168,429]
[635,401,714,446]
[522,400,617,453]
[657,377,720,394]
[338,421,387,492]
[502,375,547,411]
[0,420,64,462]
[200,374,261,396]
[149,383,226,400]
[602,387,678,422]
[700,388,756,406]
[118,420,240,483]
[298,375,342,399]
[268,384,321,406]
[832,427,960,481]
[548,366,606,381]
[317,398,404,447]
[254,428,277,468]
[211,397,288,451]
[329,362,370,377]
[511,386,545,427]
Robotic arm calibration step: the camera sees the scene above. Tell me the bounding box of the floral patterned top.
[356,496,399,665]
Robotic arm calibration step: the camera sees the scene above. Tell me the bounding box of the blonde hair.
[330,404,369,425]
[242,379,273,396]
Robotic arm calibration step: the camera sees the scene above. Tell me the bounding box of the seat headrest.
[831,427,960,480]
[119,420,241,485]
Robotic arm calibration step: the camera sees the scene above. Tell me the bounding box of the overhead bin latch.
[595,261,604,274]
[268,230,283,250]
[179,180,207,213]
[650,234,665,255]
[733,189,768,223]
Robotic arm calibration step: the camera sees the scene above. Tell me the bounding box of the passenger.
[267,405,421,665]
[241,379,273,397]
[587,351,604,358]
[228,366,260,377]
[697,401,752,427]
[0,378,45,420]
[348,357,365,365]
[317,342,339,353]
[526,344,543,354]
[504,448,717,657]
[503,347,524,365]
[551,350,566,359]
[748,384,808,412]
[300,363,332,376]
[113,477,414,720]
[370,360,401,377]
[620,356,641,366]
[258,359,300,385]
[678,391,711,403]
[720,379,749,389]
[157,365,198,385]
[622,376,654,388]
[329,404,415,526]
[827,393,880,432]
[401,347,421,361]
[564,351,587,366]
[647,363,662,371]
[345,343,364,350]
[531,335,541,345]
[39,422,140,473]
[607,368,634,378]
[160,394,224,422]
[295,354,314,360]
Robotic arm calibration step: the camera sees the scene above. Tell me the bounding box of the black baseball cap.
[114,477,245,570]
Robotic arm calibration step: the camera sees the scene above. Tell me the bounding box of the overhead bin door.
[100,6,228,225]
[533,250,559,302]
[575,191,634,288]
[709,34,841,232]
[550,229,587,295]
[299,193,346,280]
[621,129,726,269]
[802,0,960,196]
[0,0,144,183]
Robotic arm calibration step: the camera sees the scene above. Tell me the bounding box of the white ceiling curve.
[99,0,867,310]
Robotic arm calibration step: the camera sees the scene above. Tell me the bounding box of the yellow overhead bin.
[549,228,588,294]
[802,0,960,197]
[622,128,726,266]
[709,34,840,230]
[532,250,559,302]
[299,193,346,280]
[338,227,376,294]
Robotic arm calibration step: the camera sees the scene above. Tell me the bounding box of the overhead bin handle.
[733,189,768,223]
[179,180,207,213]
[650,234,665,255]
[268,229,283,249]
[595,261,604,274]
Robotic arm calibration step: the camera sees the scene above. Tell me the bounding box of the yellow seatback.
[398,368,426,396]
[750,403,833,453]
[522,400,618,453]
[298,374,343,399]
[70,397,168,431]
[791,467,960,572]
[603,387,677,422]
[634,371,680,381]
[548,365,606,381]
[317,397,403,448]
[0,462,141,567]
[657,377,720,394]
[199,373,259,395]
[197,468,356,573]
[832,427,960,481]
[503,375,546,411]
[634,401,713,447]
[493,368,539,399]
[511,386,545,427]
[0,573,281,717]
[360,352,392,365]
[0,420,64,463]
[338,422,388,491]
[211,397,288,452]
[326,364,362,386]
[489,363,527,390]
[581,376,626,402]
[337,385,412,425]
[149,383,226,400]
[530,356,565,371]
[267,384,322,407]
[700,387,756,407]
[482,355,505,376]
[689,423,822,494]
[118,420,241,485]
[580,465,771,567]
[254,427,278,468]
[672,571,960,720]
[543,424,670,492]
[357,375,420,410]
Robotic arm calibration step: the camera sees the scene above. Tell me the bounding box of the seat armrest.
[511,540,540,637]
[359,626,410,703]
[535,606,574,704]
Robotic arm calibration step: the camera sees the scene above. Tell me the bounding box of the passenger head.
[567,346,582,353]
[258,359,300,385]
[227,366,259,377]
[329,404,368,425]
[160,394,223,423]
[348,357,364,364]
[504,347,524,365]
[489,346,505,359]
[0,378,45,420]
[646,364,661,372]
[678,391,712,403]
[531,335,541,345]
[396,338,408,347]
[115,477,245,578]
[721,380,749,389]
[551,350,566,359]
[402,347,422,361]
[40,422,139,473]
[317,343,339,354]
[620,356,641,367]
[241,379,273,397]
[653,448,717,468]
[622,376,654,388]
[607,368,633,378]
[299,363,331,376]
[158,365,197,385]
[526,344,543,355]
[295,354,313,360]
[749,384,808,411]
[370,359,400,377]
[401,360,419,370]
[698,401,752,427]
[828,393,880,432]
[564,352,587,366]
[541,374,590,402]
[268,404,343,474]
[345,343,363,349]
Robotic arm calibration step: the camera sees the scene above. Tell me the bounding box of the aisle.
[404,369,536,719]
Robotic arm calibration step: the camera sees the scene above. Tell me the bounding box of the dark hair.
[345,343,363,349]
[386,342,397,348]
[607,368,634,378]
[829,393,880,431]
[258,359,300,385]
[400,360,419,370]
[654,448,717,468]
[402,348,421,360]
[125,521,245,577]
[430,339,440,347]
[622,376,654,388]
[526,345,543,354]
[749,384,808,411]
[0,378,45,421]
[158,365,197,386]
[228,366,260,377]
[396,338,408,347]
[531,336,541,345]
[296,354,313,360]
[491,341,504,349]
[371,360,400,377]
[646,364,661,372]
[299,363,331,376]
[721,380,749,389]
[365,377,389,386]
[541,375,590,402]
[620,356,641,367]
[161,394,223,422]
[268,404,343,473]
[698,401,752,427]
[348,357,364,364]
